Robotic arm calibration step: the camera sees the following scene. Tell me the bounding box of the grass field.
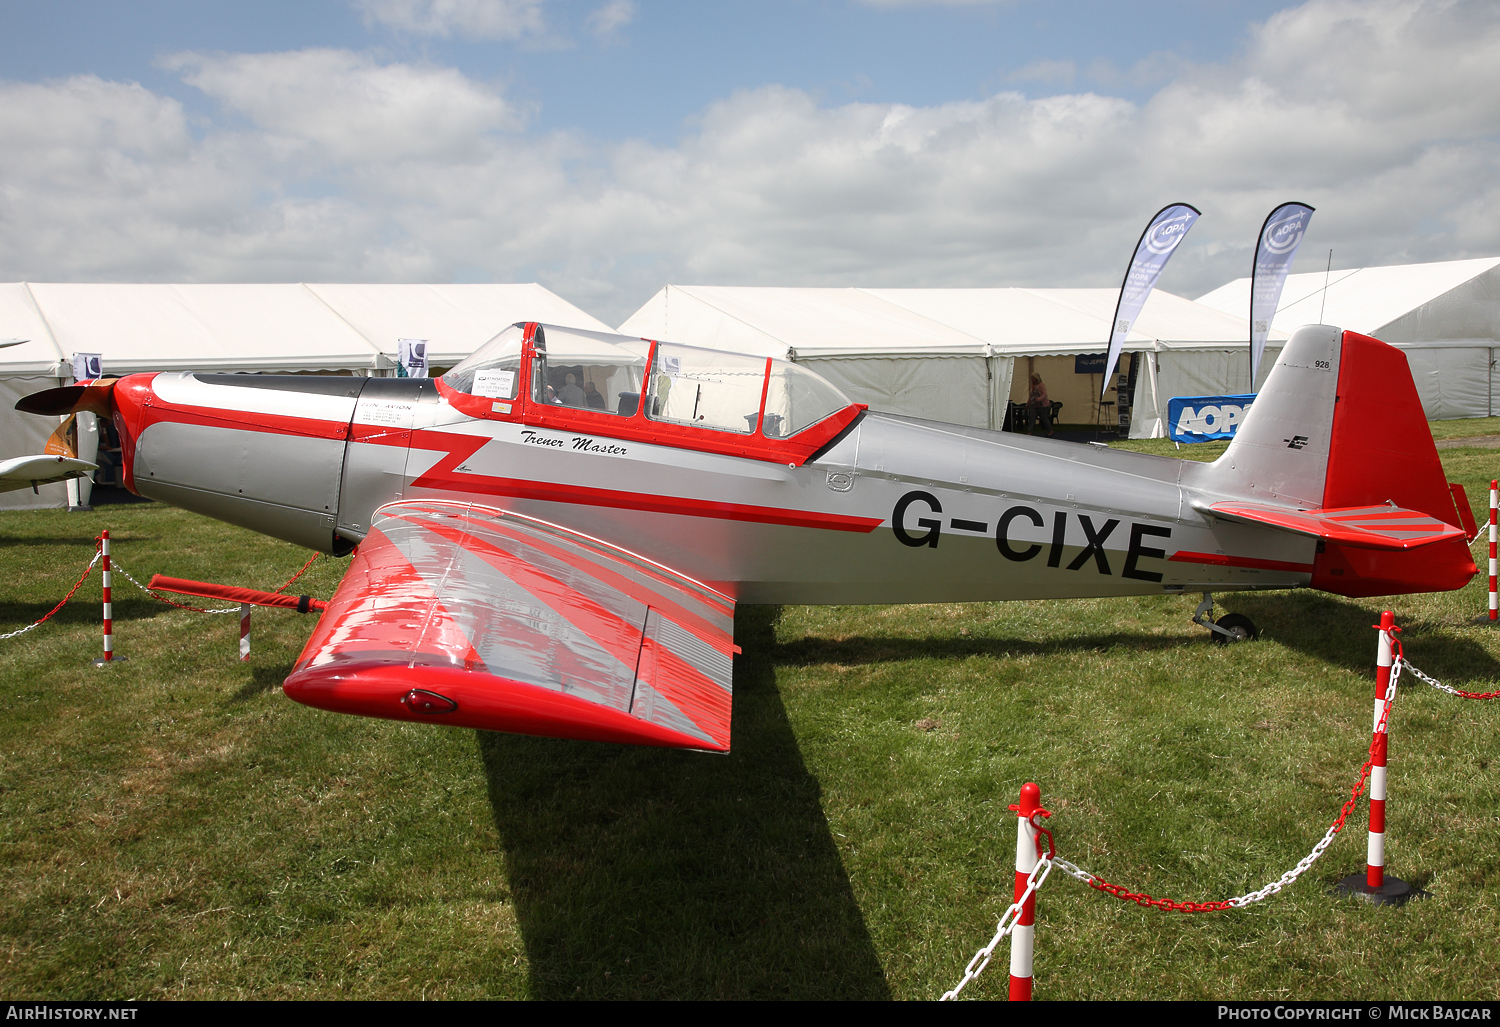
[4,426,1500,1000]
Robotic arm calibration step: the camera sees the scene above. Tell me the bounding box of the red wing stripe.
[644,639,731,744]
[428,509,736,656]
[392,498,735,617]
[415,515,728,744]
[1169,550,1314,573]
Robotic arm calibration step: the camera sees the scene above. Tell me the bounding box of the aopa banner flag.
[396,338,428,378]
[1167,394,1256,444]
[70,352,102,381]
[1250,201,1314,385]
[1102,203,1201,399]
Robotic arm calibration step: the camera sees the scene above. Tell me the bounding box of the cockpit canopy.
[443,324,851,439]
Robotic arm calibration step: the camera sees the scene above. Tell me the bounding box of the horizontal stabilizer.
[1204,500,1466,550]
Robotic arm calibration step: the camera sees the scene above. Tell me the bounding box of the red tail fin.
[1311,331,1476,596]
[1323,331,1455,519]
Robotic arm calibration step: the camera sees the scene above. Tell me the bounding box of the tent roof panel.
[26,283,381,373]
[0,284,66,376]
[620,284,1272,360]
[305,283,613,365]
[0,282,609,376]
[1196,256,1500,338]
[646,286,992,357]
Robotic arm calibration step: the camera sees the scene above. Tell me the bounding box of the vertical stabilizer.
[1322,330,1455,520]
[1209,324,1341,508]
[1200,325,1476,597]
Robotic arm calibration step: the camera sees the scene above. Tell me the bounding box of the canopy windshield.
[443,324,525,400]
[445,324,852,437]
[532,326,651,415]
[763,358,849,438]
[646,343,852,437]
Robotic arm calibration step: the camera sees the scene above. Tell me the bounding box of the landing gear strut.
[1193,593,1259,644]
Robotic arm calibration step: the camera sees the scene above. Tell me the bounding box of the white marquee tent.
[1197,256,1500,421]
[0,282,610,509]
[620,284,1279,440]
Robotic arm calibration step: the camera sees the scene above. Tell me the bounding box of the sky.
[1,0,1497,325]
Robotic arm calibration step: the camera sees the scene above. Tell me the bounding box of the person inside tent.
[1027,372,1053,437]
[560,373,586,406]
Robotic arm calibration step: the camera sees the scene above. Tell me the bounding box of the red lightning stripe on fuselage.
[136,388,883,535]
[403,428,885,534]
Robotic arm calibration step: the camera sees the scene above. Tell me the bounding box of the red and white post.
[98,529,113,664]
[1489,480,1497,622]
[1367,610,1394,890]
[1009,782,1042,1001]
[1337,611,1415,904]
[239,603,252,661]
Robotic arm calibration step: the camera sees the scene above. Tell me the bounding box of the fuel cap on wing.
[402,689,458,714]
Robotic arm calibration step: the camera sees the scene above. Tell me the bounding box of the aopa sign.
[1167,394,1255,443]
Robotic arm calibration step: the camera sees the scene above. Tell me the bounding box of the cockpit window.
[762,359,851,438]
[444,323,854,442]
[646,344,767,434]
[531,326,651,415]
[442,324,524,400]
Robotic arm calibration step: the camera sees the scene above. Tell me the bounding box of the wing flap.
[285,499,737,751]
[1205,500,1466,550]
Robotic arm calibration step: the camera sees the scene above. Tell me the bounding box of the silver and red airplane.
[18,321,1478,752]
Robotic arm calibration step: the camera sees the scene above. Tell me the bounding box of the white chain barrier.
[1049,669,1400,913]
[940,853,1053,1001]
[941,617,1500,997]
[1395,653,1500,699]
[0,550,103,640]
[110,557,240,614]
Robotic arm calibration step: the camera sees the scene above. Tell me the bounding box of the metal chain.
[940,855,1053,1001]
[270,551,320,594]
[1395,648,1500,700]
[0,544,103,640]
[109,558,240,614]
[1055,665,1400,912]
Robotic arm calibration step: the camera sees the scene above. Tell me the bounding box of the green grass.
[3,438,1500,1000]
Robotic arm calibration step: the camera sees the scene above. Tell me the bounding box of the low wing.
[0,454,96,494]
[1204,500,1467,550]
[283,500,737,752]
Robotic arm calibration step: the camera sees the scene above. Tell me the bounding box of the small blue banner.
[1167,394,1256,443]
[1075,353,1108,374]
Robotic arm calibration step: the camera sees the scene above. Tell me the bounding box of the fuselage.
[109,369,1315,605]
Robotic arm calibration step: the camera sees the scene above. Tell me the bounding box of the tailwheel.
[1212,613,1258,644]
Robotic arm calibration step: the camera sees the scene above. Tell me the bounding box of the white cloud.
[586,0,636,36]
[351,0,547,40]
[162,49,524,163]
[2,0,1499,326]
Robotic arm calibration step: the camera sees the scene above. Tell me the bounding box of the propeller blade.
[16,379,117,417]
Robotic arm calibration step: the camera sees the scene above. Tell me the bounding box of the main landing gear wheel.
[1212,613,1258,644]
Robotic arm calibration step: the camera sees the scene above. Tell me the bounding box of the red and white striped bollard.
[1336,611,1416,905]
[239,602,252,661]
[1368,611,1393,890]
[1489,480,1497,622]
[93,529,114,666]
[1009,782,1045,1000]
